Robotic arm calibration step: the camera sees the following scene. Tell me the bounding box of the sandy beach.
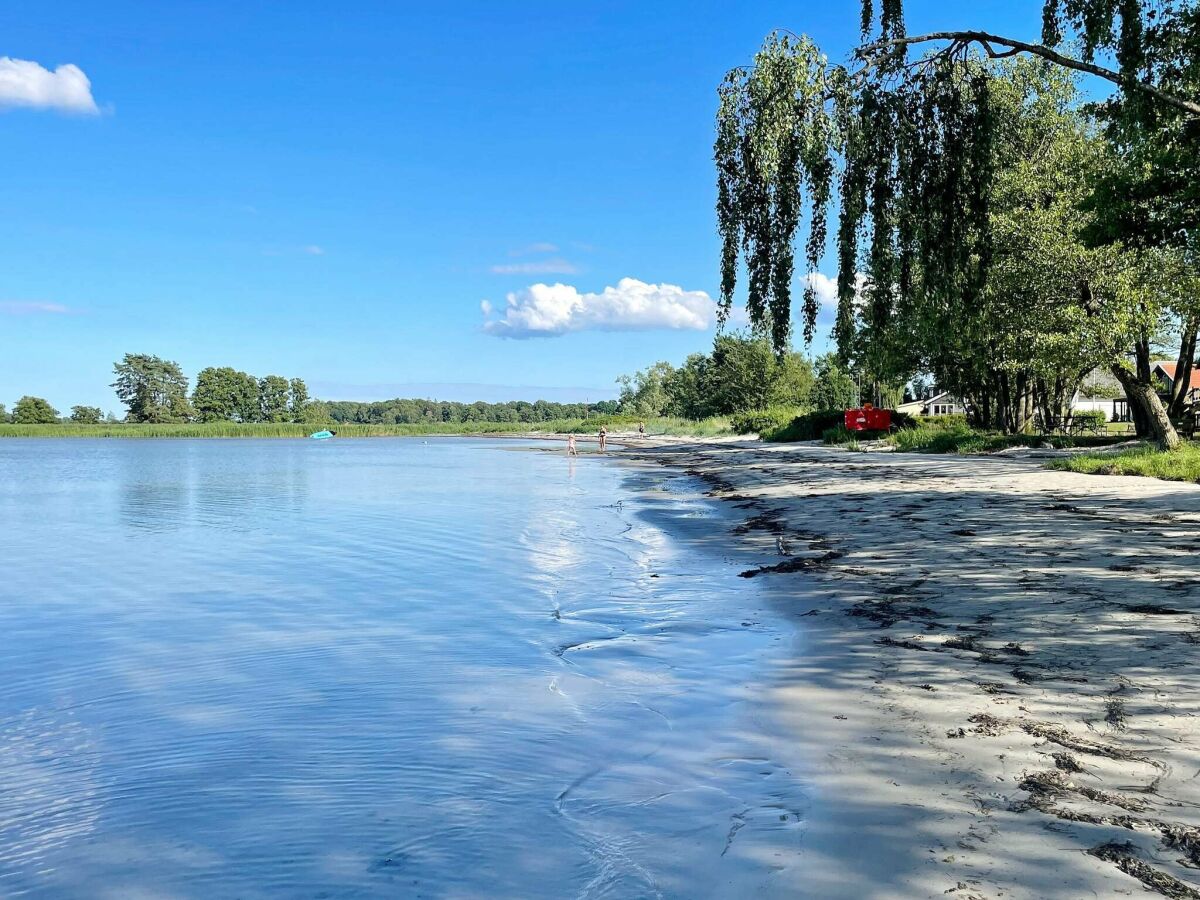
[616,437,1200,899]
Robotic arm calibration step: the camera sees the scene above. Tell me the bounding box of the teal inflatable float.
[309,430,335,440]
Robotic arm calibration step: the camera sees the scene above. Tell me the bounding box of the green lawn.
[1047,442,1200,484]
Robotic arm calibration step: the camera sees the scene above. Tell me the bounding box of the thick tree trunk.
[1167,318,1198,419]
[1111,363,1182,451]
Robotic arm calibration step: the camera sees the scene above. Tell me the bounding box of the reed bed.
[0,416,733,439]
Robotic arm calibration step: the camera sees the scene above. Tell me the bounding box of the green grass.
[646,416,733,437]
[886,423,1124,454]
[0,415,732,440]
[1047,441,1200,484]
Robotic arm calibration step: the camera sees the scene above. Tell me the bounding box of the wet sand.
[614,437,1200,899]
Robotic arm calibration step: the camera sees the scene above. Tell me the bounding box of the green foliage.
[919,413,969,429]
[618,333,817,420]
[0,416,733,440]
[192,367,260,422]
[12,396,59,424]
[762,409,848,442]
[822,423,887,444]
[617,361,676,418]
[704,333,815,415]
[289,378,309,421]
[112,354,192,423]
[888,421,1122,453]
[719,5,1198,448]
[323,397,603,425]
[730,407,802,435]
[1071,409,1109,429]
[811,354,859,410]
[1049,442,1200,484]
[258,375,291,423]
[69,405,102,424]
[0,403,8,423]
[192,368,310,423]
[716,33,835,347]
[1077,379,1124,399]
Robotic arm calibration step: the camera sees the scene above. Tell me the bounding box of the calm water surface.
[0,438,807,898]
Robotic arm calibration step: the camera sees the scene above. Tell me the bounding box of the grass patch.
[888,424,1124,454]
[1048,442,1200,484]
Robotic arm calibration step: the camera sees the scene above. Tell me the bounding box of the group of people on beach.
[566,422,644,457]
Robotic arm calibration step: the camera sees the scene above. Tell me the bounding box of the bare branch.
[859,30,1200,117]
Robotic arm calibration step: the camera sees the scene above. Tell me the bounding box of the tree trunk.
[1111,364,1182,451]
[1167,318,1198,419]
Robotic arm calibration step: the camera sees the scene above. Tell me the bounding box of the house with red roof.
[1152,362,1200,400]
[1074,361,1199,423]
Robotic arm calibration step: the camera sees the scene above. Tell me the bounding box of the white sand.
[620,438,1200,899]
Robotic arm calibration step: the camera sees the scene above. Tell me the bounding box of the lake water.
[0,438,808,898]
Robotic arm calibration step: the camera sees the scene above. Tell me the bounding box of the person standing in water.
[566,433,579,456]
[598,425,607,453]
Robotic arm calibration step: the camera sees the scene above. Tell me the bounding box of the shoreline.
[620,438,1200,899]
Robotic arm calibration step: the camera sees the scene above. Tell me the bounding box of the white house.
[896,391,965,417]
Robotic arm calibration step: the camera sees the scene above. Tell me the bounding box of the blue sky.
[2,0,1050,412]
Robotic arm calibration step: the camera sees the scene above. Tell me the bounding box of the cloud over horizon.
[0,57,99,114]
[0,301,73,315]
[481,277,716,338]
[489,259,580,275]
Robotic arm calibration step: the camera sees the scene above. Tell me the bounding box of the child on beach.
[567,434,579,456]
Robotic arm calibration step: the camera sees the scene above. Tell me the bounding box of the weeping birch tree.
[715,0,1199,448]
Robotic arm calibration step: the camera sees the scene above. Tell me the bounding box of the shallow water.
[0,438,807,898]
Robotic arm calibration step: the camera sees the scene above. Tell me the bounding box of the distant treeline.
[1,354,314,425]
[321,398,620,425]
[2,352,624,427]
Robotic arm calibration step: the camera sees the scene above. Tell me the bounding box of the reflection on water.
[117,441,310,532]
[0,438,806,898]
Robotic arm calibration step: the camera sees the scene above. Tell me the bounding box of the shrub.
[763,409,848,442]
[1071,409,1108,430]
[730,406,804,435]
[916,413,969,429]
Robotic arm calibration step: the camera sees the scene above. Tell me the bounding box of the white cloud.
[804,271,867,309]
[804,272,839,307]
[509,242,559,256]
[303,245,325,255]
[0,301,72,315]
[482,277,716,339]
[490,259,580,276]
[0,57,99,114]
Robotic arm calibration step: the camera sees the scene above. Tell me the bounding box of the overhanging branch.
[859,30,1200,117]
